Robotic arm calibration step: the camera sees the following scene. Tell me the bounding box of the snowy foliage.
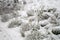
[0,0,60,40]
[26,30,41,40]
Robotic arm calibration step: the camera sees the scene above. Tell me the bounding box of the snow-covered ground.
[0,0,60,40]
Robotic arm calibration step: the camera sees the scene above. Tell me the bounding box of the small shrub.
[25,30,41,40]
[8,20,22,28]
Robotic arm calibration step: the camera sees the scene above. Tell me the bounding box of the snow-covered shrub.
[8,20,22,28]
[0,0,23,22]
[20,23,32,32]
[25,30,42,40]
[1,14,10,22]
[25,27,49,40]
[0,0,20,14]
